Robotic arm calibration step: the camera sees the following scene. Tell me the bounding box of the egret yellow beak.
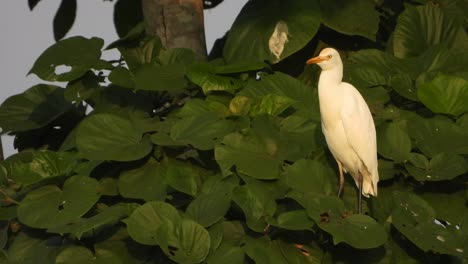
[306,56,328,64]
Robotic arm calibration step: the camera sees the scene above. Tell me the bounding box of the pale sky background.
[0,0,247,158]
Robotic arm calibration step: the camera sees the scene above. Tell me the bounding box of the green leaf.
[268,210,314,231]
[377,122,411,162]
[406,152,468,181]
[99,177,119,196]
[283,159,334,195]
[116,36,162,70]
[0,84,72,132]
[392,5,468,58]
[54,246,95,264]
[186,191,232,227]
[17,175,100,229]
[113,0,143,38]
[405,115,468,156]
[391,191,467,258]
[157,219,211,264]
[186,64,243,94]
[215,131,282,180]
[118,159,167,201]
[244,237,287,264]
[232,181,277,232]
[241,72,317,116]
[76,113,152,161]
[7,232,63,264]
[249,94,296,117]
[224,0,321,63]
[64,72,101,103]
[296,193,387,249]
[53,0,76,41]
[29,36,105,82]
[206,242,245,264]
[169,112,235,150]
[48,203,137,239]
[5,150,77,186]
[133,64,187,91]
[165,159,206,196]
[420,190,467,225]
[319,0,380,41]
[124,201,181,246]
[390,73,419,101]
[418,73,468,116]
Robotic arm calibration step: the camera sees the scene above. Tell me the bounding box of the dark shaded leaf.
[0,84,72,132]
[320,0,380,41]
[28,0,41,10]
[392,191,467,258]
[53,0,77,41]
[29,36,105,82]
[114,0,143,38]
[224,0,321,63]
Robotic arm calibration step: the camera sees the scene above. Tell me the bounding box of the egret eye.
[327,55,332,59]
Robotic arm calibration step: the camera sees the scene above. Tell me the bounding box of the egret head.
[306,48,342,71]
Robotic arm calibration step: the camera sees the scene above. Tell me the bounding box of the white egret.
[306,48,378,214]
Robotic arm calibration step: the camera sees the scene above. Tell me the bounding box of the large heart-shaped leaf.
[405,152,468,181]
[76,113,153,161]
[5,150,77,186]
[292,193,387,249]
[418,73,468,116]
[232,181,277,232]
[392,5,468,58]
[157,219,211,264]
[405,115,468,156]
[48,203,137,239]
[377,122,411,162]
[392,191,467,258]
[0,84,72,132]
[17,175,100,229]
[319,0,380,41]
[29,36,106,81]
[7,232,63,264]
[223,0,321,63]
[124,201,181,246]
[240,72,318,116]
[283,159,334,195]
[118,159,167,201]
[186,191,232,228]
[215,131,282,180]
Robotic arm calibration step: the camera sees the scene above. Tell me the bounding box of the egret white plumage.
[306,48,378,214]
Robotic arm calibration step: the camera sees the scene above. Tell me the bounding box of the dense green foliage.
[1,0,468,263]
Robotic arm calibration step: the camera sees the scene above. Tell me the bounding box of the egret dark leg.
[358,173,363,214]
[337,161,344,197]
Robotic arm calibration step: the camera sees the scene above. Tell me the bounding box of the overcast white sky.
[0,0,247,158]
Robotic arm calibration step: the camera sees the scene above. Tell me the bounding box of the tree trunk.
[142,0,207,59]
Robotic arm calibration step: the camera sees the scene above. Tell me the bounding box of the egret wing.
[340,82,379,195]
